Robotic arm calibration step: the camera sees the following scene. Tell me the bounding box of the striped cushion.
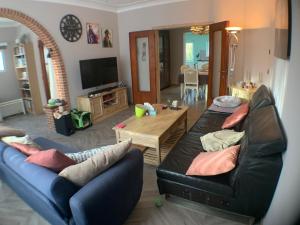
[65,145,114,163]
[186,145,240,176]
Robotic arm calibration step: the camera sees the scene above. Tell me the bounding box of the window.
[0,50,4,72]
[183,32,209,67]
[185,42,194,65]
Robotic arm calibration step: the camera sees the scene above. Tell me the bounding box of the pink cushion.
[222,103,249,129]
[186,145,240,176]
[9,142,40,156]
[26,149,76,172]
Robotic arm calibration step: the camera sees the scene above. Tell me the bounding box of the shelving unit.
[13,43,43,114]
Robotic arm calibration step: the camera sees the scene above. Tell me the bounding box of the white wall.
[0,0,120,107]
[169,28,187,85]
[0,26,21,102]
[117,0,275,101]
[264,0,300,224]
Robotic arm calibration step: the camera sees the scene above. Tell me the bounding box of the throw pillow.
[2,135,40,148]
[222,103,249,129]
[9,142,40,156]
[26,149,76,172]
[0,126,25,138]
[65,145,114,163]
[186,145,240,176]
[59,140,131,186]
[200,130,245,152]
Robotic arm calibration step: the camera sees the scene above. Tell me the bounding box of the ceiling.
[34,0,189,13]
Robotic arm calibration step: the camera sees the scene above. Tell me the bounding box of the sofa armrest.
[69,149,143,225]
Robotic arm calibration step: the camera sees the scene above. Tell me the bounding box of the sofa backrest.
[1,145,79,218]
[229,105,286,217]
[250,85,273,111]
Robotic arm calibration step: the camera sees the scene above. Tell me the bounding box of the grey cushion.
[250,85,273,111]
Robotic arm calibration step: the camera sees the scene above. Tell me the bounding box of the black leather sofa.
[156,85,286,220]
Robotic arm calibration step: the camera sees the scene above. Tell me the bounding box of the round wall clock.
[60,14,82,42]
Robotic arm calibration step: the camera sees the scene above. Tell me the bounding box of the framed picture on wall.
[101,28,113,48]
[87,23,100,44]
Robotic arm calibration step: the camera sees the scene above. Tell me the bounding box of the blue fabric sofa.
[0,137,143,225]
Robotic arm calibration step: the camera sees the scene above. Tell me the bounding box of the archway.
[0,8,70,107]
[0,8,70,129]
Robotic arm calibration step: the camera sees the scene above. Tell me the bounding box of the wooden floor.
[0,89,253,225]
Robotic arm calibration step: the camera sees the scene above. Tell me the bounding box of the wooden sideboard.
[77,87,128,124]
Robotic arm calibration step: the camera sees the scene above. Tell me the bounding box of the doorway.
[158,26,210,108]
[0,8,70,107]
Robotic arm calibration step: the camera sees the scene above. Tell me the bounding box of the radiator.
[0,99,26,121]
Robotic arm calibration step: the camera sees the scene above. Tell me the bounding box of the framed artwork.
[86,23,100,44]
[101,28,113,48]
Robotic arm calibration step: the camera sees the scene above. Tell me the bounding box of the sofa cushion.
[0,126,25,138]
[247,106,286,156]
[186,145,240,176]
[222,103,249,129]
[65,145,114,163]
[9,142,40,156]
[250,85,273,111]
[26,149,76,172]
[2,135,41,148]
[157,133,233,196]
[2,146,79,218]
[190,111,229,134]
[59,140,131,186]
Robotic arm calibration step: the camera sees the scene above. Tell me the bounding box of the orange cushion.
[9,142,41,156]
[186,145,240,176]
[222,103,249,129]
[26,149,76,172]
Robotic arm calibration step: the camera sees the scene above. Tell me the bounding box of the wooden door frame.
[207,21,229,105]
[129,30,159,104]
[159,30,171,90]
[38,40,51,101]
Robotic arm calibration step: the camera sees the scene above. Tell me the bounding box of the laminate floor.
[0,99,253,225]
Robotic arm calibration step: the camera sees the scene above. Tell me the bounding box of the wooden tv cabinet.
[77,87,128,124]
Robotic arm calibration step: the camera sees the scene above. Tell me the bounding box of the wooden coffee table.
[113,105,188,166]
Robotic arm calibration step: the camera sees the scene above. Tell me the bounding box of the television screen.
[80,57,118,89]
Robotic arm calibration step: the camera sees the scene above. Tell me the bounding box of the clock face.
[60,14,82,42]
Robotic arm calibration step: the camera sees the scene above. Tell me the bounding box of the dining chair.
[183,68,199,101]
[180,65,190,98]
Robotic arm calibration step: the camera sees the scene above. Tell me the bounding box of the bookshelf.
[13,43,43,114]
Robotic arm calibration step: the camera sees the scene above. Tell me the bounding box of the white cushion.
[59,140,131,186]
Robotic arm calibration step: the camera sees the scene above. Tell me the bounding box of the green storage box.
[71,109,92,129]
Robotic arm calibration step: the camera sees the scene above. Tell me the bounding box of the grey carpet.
[0,89,252,225]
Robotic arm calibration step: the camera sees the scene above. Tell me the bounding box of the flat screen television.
[80,57,118,89]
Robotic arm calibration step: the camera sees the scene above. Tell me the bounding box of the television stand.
[88,86,119,97]
[77,87,128,124]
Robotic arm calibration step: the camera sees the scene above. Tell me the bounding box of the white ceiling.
[34,0,189,13]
